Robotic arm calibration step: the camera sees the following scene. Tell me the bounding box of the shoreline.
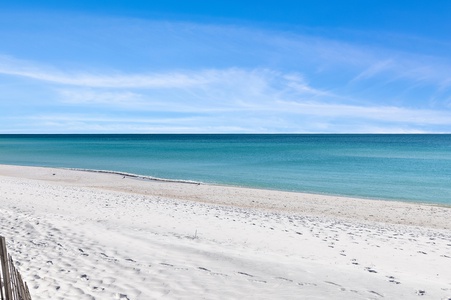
[70,167,451,208]
[0,164,450,299]
[3,163,451,209]
[65,167,203,185]
[0,164,450,230]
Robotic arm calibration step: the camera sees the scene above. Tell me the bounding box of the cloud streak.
[2,16,451,133]
[0,58,210,88]
[2,55,451,133]
[14,65,451,132]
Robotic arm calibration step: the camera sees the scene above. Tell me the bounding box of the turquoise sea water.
[0,134,450,205]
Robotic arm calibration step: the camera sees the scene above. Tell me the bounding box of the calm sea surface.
[0,134,450,205]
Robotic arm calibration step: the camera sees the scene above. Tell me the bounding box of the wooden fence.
[0,236,32,300]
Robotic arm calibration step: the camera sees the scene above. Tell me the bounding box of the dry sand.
[0,164,450,299]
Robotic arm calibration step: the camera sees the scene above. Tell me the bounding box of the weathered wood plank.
[0,237,13,300]
[0,237,31,300]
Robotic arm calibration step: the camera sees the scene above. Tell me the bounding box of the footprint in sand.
[80,274,89,281]
[387,276,401,284]
[115,293,130,300]
[365,267,377,273]
[369,290,383,297]
[237,271,254,277]
[416,290,426,296]
[275,276,293,283]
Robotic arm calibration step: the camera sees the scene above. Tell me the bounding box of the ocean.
[0,134,450,205]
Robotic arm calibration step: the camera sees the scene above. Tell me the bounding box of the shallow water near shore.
[0,134,450,204]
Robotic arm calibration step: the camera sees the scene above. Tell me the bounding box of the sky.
[1,1,451,133]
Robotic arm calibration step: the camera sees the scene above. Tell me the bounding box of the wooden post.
[0,237,12,300]
[0,243,4,300]
[0,257,3,300]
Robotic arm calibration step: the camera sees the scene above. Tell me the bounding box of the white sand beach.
[0,164,450,299]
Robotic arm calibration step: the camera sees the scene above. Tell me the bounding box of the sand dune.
[0,165,450,299]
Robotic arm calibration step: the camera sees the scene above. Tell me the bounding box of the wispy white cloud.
[51,68,344,113]
[0,55,212,88]
[2,16,451,133]
[350,59,395,83]
[57,89,144,105]
[2,54,451,133]
[3,18,451,92]
[20,74,451,134]
[276,100,451,125]
[16,114,253,133]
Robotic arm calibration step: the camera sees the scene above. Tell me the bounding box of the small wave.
[64,168,202,185]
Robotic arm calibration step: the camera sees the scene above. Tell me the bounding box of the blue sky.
[1,1,451,133]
